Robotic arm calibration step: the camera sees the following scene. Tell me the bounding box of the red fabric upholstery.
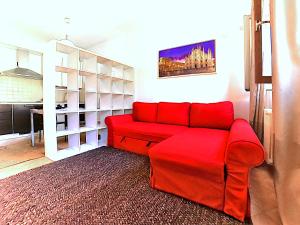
[113,135,158,156]
[149,128,229,210]
[225,119,265,166]
[105,114,133,146]
[190,101,234,130]
[114,121,188,143]
[157,102,190,126]
[105,102,265,222]
[224,119,265,221]
[133,102,158,123]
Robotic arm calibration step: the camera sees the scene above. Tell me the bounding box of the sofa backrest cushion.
[190,101,234,130]
[133,102,158,123]
[157,102,190,126]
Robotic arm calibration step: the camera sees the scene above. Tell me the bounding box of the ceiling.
[0,0,251,49]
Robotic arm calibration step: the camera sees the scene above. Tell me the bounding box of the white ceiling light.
[58,17,76,47]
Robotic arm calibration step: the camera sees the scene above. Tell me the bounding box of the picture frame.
[158,39,216,78]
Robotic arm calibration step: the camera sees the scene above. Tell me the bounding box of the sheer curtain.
[271,0,300,224]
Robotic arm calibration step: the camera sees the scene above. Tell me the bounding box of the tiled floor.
[249,164,282,225]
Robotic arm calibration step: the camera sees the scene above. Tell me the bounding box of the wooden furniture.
[43,41,134,161]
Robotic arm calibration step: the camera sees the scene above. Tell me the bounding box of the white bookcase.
[43,41,134,161]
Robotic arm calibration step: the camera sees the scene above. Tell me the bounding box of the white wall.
[0,25,46,103]
[89,0,251,119]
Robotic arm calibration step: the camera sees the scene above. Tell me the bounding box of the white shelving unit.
[43,41,134,161]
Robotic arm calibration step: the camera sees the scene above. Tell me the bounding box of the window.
[253,0,272,83]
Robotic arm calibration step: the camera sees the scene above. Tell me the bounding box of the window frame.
[253,0,272,83]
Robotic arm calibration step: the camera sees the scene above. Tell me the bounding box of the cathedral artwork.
[159,40,216,77]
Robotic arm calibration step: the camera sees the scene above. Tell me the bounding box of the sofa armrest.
[224,119,265,220]
[105,114,133,146]
[225,119,265,167]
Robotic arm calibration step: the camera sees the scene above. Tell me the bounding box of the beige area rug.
[0,136,44,169]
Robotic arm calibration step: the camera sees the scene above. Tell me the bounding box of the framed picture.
[158,39,216,78]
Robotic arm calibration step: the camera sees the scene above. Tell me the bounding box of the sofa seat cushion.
[114,121,189,143]
[149,128,229,210]
[149,128,229,183]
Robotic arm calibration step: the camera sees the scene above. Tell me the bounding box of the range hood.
[0,49,42,80]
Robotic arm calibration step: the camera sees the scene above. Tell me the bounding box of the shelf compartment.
[98,93,112,110]
[55,46,78,70]
[111,79,124,94]
[56,133,80,157]
[111,65,123,79]
[124,109,133,114]
[82,111,97,128]
[84,73,97,92]
[112,109,124,116]
[85,92,97,110]
[97,110,112,128]
[97,62,112,76]
[55,71,78,104]
[86,130,98,147]
[124,95,134,109]
[67,91,79,111]
[112,94,124,110]
[56,114,66,131]
[98,76,111,93]
[79,50,97,74]
[67,72,79,91]
[80,131,98,152]
[123,67,134,81]
[124,81,134,95]
[66,112,79,131]
[55,72,67,88]
[98,128,108,147]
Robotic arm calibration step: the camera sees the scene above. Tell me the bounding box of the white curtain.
[270,0,300,224]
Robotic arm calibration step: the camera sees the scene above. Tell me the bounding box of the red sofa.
[105,101,265,221]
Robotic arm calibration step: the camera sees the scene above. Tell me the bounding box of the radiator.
[264,109,273,164]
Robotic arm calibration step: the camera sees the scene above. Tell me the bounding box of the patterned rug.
[0,147,251,225]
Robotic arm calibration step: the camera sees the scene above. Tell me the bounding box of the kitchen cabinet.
[13,105,31,134]
[0,105,13,135]
[0,104,43,135]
